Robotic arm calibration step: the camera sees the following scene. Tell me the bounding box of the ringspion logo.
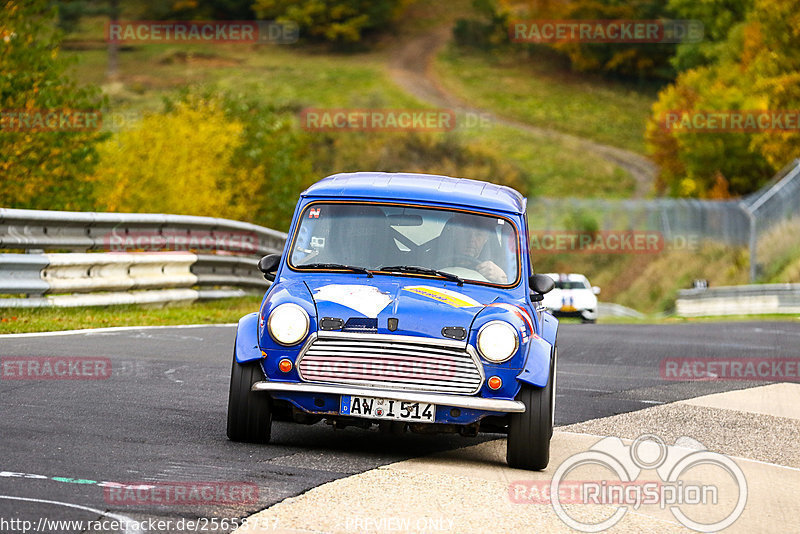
[513,434,747,532]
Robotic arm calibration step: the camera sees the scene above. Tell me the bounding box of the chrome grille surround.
[296,331,485,395]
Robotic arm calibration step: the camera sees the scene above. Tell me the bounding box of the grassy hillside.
[435,47,658,155]
[534,244,749,315]
[62,15,636,199]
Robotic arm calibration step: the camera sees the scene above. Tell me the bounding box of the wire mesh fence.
[526,159,800,281]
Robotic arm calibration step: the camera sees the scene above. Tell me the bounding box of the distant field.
[435,47,658,155]
[62,17,635,198]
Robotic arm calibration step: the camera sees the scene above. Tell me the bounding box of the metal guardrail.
[597,302,645,319]
[0,209,285,307]
[0,252,270,307]
[676,284,800,317]
[527,159,800,282]
[0,207,286,256]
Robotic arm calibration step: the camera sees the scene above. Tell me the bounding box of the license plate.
[340,396,436,422]
[560,305,577,312]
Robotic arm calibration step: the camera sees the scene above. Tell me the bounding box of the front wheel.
[506,347,556,470]
[227,350,272,443]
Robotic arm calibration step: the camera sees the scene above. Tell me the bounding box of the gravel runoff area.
[235,383,800,534]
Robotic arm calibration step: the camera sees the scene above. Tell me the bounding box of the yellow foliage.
[93,99,257,221]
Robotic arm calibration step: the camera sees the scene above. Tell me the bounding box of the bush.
[92,99,252,220]
[645,0,800,197]
[252,0,411,44]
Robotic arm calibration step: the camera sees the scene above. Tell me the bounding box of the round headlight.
[476,321,519,363]
[267,303,309,346]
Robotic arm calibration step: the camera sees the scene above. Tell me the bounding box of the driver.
[442,215,508,284]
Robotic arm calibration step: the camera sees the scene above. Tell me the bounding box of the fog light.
[488,376,502,390]
[278,359,293,373]
[450,408,461,418]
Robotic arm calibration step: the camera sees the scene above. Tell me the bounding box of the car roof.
[302,172,526,214]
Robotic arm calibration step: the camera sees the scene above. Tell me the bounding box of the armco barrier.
[0,252,269,307]
[676,284,800,317]
[43,252,198,293]
[193,254,266,289]
[597,301,645,319]
[0,254,50,295]
[0,207,286,256]
[0,208,285,307]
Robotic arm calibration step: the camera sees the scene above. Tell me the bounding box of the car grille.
[296,333,483,394]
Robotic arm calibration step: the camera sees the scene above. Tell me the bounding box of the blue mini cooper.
[227,172,558,470]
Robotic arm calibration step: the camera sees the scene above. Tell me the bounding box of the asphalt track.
[0,321,796,533]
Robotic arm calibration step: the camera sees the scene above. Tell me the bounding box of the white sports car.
[541,273,600,323]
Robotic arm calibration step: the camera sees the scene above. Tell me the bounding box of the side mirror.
[530,274,555,295]
[258,254,281,281]
[592,286,601,295]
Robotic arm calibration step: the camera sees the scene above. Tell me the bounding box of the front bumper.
[549,308,596,320]
[251,381,525,413]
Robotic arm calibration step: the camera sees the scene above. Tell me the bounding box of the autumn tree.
[252,0,410,44]
[646,0,799,197]
[0,0,106,210]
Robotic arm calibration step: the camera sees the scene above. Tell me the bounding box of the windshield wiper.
[379,265,463,286]
[300,263,373,277]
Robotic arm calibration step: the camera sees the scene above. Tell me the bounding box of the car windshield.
[555,281,590,290]
[289,203,519,286]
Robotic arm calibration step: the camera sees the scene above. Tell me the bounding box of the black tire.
[226,349,272,443]
[507,346,556,470]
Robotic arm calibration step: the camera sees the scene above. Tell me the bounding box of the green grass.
[456,121,635,197]
[598,314,800,325]
[435,47,658,154]
[0,296,261,334]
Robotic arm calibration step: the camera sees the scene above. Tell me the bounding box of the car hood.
[304,277,503,339]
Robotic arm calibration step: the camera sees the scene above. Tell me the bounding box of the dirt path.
[387,27,658,198]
